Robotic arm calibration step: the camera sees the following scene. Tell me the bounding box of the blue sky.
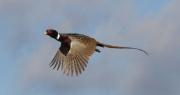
[0,0,180,95]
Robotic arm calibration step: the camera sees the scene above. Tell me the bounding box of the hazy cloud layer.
[22,0,180,95]
[1,0,180,95]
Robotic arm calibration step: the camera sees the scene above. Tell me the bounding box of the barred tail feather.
[97,42,148,55]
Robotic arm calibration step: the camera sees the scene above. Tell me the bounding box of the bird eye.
[46,30,53,35]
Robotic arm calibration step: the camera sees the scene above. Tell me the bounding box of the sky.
[0,0,180,95]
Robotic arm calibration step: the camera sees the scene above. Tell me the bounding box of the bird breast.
[59,35,70,42]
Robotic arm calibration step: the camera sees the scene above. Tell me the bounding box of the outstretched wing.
[49,35,97,76]
[49,49,88,76]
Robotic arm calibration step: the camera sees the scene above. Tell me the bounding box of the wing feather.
[70,57,74,76]
[49,35,97,76]
[56,53,61,70]
[75,55,85,71]
[50,51,58,67]
[50,49,89,76]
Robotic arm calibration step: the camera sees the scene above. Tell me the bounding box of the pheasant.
[44,29,148,76]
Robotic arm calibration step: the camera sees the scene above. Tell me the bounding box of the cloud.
[3,0,178,95]
[123,0,180,95]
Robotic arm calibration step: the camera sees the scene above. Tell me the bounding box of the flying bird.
[44,29,148,76]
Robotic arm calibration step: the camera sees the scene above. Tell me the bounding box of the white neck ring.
[56,34,60,39]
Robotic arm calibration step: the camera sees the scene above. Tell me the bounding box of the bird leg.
[95,49,101,53]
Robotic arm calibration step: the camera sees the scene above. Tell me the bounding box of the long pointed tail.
[97,42,148,55]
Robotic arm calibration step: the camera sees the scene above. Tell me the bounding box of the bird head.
[44,29,59,39]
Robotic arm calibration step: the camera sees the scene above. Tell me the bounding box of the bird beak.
[44,32,47,35]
